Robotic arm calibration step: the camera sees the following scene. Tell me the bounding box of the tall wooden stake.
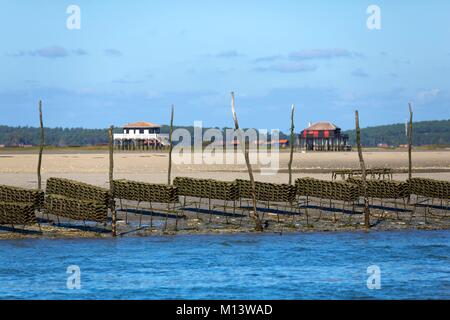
[408,103,413,180]
[288,104,295,185]
[37,100,44,190]
[231,92,263,231]
[355,110,370,229]
[108,126,117,237]
[168,105,174,185]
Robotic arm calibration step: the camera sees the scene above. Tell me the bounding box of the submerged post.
[231,92,263,231]
[37,100,44,190]
[108,126,117,237]
[355,110,370,229]
[168,105,174,185]
[408,103,413,180]
[288,104,295,185]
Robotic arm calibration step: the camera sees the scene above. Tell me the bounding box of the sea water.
[0,230,449,299]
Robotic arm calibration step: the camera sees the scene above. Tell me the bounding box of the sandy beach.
[1,149,449,189]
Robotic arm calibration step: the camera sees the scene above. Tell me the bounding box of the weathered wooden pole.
[355,110,370,229]
[231,92,263,231]
[408,103,413,180]
[108,126,117,237]
[168,105,174,185]
[37,100,44,190]
[288,104,295,185]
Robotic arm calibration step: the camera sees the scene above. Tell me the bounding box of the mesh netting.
[173,177,239,201]
[408,178,450,199]
[46,177,111,206]
[348,177,410,199]
[0,184,44,210]
[113,179,179,203]
[235,179,296,203]
[296,177,359,202]
[0,202,37,224]
[332,168,393,180]
[44,194,108,222]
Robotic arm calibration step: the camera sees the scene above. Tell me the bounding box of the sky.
[0,0,449,131]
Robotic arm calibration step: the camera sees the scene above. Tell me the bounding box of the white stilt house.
[113,121,169,150]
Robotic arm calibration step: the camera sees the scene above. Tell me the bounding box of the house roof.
[304,121,338,131]
[123,121,161,128]
[259,139,289,145]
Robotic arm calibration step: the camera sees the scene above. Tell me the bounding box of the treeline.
[0,119,449,147]
[343,119,450,147]
[0,126,111,146]
[0,125,233,147]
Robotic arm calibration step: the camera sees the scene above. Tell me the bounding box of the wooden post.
[168,105,174,185]
[408,103,413,180]
[231,92,263,231]
[37,100,44,190]
[288,104,295,185]
[355,110,370,229]
[108,126,117,237]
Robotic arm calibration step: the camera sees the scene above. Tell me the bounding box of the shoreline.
[1,205,448,240]
[1,225,448,241]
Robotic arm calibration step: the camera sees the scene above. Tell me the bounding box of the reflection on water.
[0,230,449,299]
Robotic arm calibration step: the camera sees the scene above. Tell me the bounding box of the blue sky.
[0,0,449,131]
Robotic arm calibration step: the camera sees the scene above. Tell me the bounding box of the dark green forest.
[0,119,448,147]
[343,119,450,146]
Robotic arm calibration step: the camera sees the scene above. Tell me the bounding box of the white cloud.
[417,89,441,101]
[289,48,356,60]
[10,46,88,58]
[351,68,369,78]
[104,49,123,57]
[253,62,317,73]
[211,50,244,58]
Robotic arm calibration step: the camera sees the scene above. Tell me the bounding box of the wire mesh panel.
[0,202,37,224]
[209,180,239,201]
[46,177,111,206]
[45,178,111,222]
[173,177,238,201]
[295,177,359,202]
[332,168,393,180]
[0,185,43,225]
[235,179,296,203]
[0,184,44,210]
[113,179,179,203]
[348,178,410,199]
[408,178,450,199]
[44,194,108,223]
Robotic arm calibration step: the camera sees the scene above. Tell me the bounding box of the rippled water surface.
[0,230,449,299]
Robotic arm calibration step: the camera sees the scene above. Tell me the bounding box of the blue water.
[0,230,449,299]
